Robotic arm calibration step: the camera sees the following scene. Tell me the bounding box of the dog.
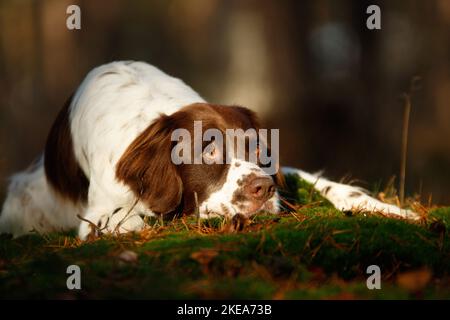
[0,61,417,240]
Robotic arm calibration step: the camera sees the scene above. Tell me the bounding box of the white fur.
[0,157,83,235]
[1,61,207,239]
[199,159,279,218]
[68,61,208,239]
[282,167,418,219]
[0,61,279,239]
[0,61,416,240]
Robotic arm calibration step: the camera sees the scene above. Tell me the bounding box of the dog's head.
[116,103,282,218]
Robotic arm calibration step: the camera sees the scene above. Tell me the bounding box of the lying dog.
[0,61,417,239]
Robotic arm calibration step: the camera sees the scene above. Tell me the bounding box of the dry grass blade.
[76,214,107,241]
[194,191,201,230]
[399,76,421,206]
[280,197,298,211]
[113,199,139,235]
[400,93,411,206]
[410,201,430,221]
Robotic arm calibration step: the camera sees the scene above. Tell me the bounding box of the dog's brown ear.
[116,114,182,214]
[228,105,262,130]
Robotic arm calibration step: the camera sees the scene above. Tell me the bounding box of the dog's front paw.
[78,213,109,241]
[107,209,145,234]
[77,208,146,240]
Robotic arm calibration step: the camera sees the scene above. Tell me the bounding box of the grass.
[0,174,449,299]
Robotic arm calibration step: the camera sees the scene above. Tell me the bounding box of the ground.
[0,174,449,299]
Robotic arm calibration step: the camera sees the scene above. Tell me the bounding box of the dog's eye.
[203,143,220,163]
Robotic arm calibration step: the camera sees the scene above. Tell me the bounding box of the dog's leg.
[77,177,146,240]
[0,157,82,237]
[282,167,418,219]
[78,206,145,240]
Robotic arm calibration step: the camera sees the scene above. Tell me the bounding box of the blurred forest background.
[0,0,449,204]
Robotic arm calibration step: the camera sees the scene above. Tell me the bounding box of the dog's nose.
[246,177,275,201]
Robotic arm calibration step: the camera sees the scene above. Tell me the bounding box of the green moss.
[281,173,333,207]
[0,174,449,299]
[429,207,450,228]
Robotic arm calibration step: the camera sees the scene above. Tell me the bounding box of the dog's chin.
[243,197,279,216]
[199,197,279,219]
[240,203,266,217]
[244,203,277,217]
[199,203,262,219]
[230,201,277,217]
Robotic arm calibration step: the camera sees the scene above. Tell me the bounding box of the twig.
[181,216,190,232]
[308,176,320,203]
[76,214,108,239]
[280,197,298,211]
[113,198,139,234]
[399,76,420,206]
[400,93,411,206]
[194,191,200,229]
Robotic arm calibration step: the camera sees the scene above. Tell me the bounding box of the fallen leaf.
[397,268,432,292]
[117,250,138,263]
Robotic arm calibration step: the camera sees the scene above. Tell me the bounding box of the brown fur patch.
[115,114,183,215]
[44,94,89,203]
[322,186,332,195]
[232,173,259,207]
[349,191,363,198]
[97,71,118,78]
[116,103,277,216]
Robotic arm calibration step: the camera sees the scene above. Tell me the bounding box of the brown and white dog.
[0,61,416,240]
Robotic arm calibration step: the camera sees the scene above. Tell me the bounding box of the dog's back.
[0,61,206,237]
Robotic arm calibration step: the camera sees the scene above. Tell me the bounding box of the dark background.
[0,0,449,204]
